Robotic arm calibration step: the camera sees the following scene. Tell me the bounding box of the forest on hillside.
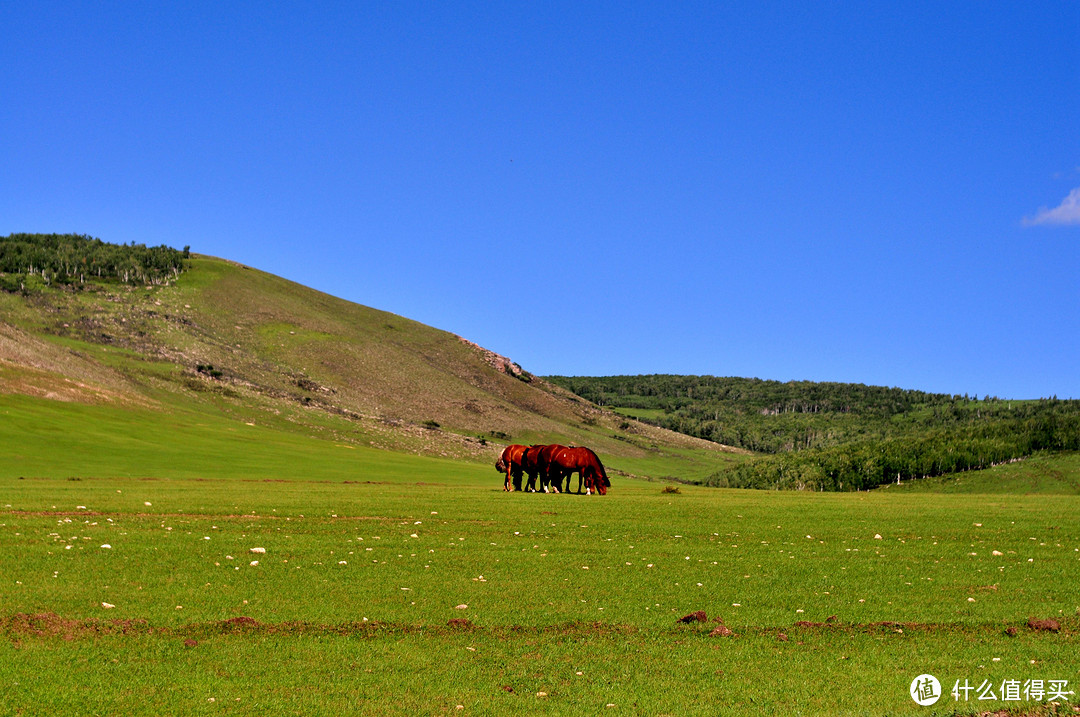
[0,233,188,291]
[545,374,1080,491]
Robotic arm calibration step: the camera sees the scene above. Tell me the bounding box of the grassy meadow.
[2,397,1079,715]
[0,248,1076,715]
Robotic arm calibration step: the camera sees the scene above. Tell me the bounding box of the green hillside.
[0,235,738,484]
[7,234,1075,495]
[547,374,1080,491]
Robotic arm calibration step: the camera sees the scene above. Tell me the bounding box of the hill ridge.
[0,246,737,482]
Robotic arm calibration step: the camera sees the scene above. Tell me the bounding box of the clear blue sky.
[3,2,1078,398]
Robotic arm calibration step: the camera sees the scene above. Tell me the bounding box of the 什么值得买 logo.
[910,674,942,706]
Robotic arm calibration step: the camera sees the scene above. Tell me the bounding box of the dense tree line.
[0,233,188,291]
[708,408,1080,491]
[545,374,1080,490]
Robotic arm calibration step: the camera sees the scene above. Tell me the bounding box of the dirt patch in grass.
[786,616,1075,638]
[4,613,1074,644]
[1,508,403,522]
[709,623,734,637]
[1,612,151,640]
[1027,618,1061,633]
[677,610,708,624]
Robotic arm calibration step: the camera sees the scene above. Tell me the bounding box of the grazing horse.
[520,444,548,492]
[551,447,610,495]
[548,446,582,494]
[538,444,569,492]
[519,444,568,492]
[495,444,528,491]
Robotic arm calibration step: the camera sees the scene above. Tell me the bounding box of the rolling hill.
[0,242,740,483]
[547,374,1080,491]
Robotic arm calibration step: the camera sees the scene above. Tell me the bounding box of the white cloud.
[1023,187,1080,226]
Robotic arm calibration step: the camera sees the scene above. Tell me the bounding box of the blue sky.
[3,2,1078,398]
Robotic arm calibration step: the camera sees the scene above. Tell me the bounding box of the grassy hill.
[0,241,739,484]
[6,235,1073,495]
[547,374,1080,491]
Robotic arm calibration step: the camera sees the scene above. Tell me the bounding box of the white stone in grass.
[100,544,112,549]
[874,534,883,540]
[249,560,259,566]
[455,604,468,610]
[249,547,266,554]
[102,602,115,609]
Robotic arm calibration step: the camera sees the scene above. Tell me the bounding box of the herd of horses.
[495,444,610,495]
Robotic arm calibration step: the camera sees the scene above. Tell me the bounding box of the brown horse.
[550,446,610,495]
[520,444,568,492]
[538,444,569,492]
[495,444,528,491]
[520,444,548,492]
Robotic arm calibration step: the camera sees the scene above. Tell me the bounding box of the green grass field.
[2,397,1079,715]
[882,453,1080,495]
